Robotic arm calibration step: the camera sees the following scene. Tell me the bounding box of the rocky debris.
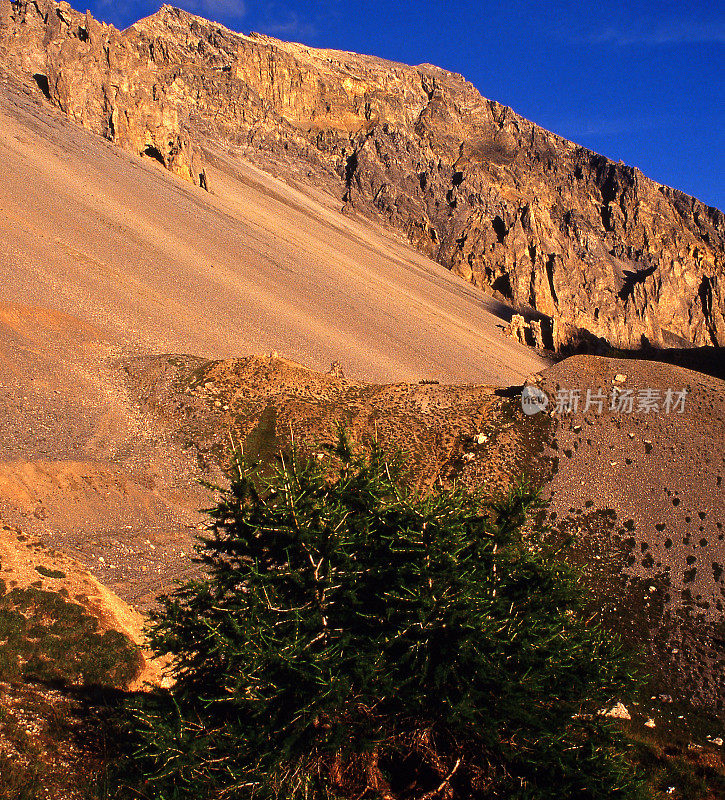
[601,701,632,720]
[1,0,723,352]
[535,354,725,710]
[0,682,113,798]
[122,351,553,500]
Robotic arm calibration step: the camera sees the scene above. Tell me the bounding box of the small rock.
[644,718,656,728]
[600,701,631,720]
[476,433,487,445]
[708,736,724,747]
[613,374,627,384]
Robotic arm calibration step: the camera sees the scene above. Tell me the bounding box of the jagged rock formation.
[2,0,724,351]
[0,0,202,182]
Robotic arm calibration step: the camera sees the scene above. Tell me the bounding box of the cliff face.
[2,0,724,352]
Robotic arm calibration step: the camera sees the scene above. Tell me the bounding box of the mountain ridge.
[1,0,724,354]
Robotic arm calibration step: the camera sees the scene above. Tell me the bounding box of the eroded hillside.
[2,298,722,711]
[1,0,723,353]
[0,298,723,794]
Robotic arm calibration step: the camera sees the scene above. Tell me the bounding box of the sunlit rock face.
[2,0,723,351]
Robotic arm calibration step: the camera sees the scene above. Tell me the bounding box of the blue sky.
[89,0,724,211]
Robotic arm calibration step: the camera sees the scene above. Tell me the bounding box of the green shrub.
[122,433,647,799]
[34,565,67,580]
[0,587,142,686]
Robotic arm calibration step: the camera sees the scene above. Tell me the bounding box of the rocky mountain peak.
[1,0,723,353]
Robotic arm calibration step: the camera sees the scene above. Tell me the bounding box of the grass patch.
[629,734,725,799]
[0,752,42,799]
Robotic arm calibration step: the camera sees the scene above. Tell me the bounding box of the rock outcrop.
[2,0,723,351]
[0,0,202,183]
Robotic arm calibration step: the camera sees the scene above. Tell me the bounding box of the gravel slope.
[0,74,545,385]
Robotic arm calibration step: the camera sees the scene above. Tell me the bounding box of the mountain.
[1,5,725,791]
[0,46,547,387]
[1,0,724,355]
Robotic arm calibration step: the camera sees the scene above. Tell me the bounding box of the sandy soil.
[0,75,545,386]
[0,298,214,607]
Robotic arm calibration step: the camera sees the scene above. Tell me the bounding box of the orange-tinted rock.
[2,1,723,352]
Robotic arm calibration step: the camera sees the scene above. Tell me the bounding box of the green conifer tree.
[123,433,646,800]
